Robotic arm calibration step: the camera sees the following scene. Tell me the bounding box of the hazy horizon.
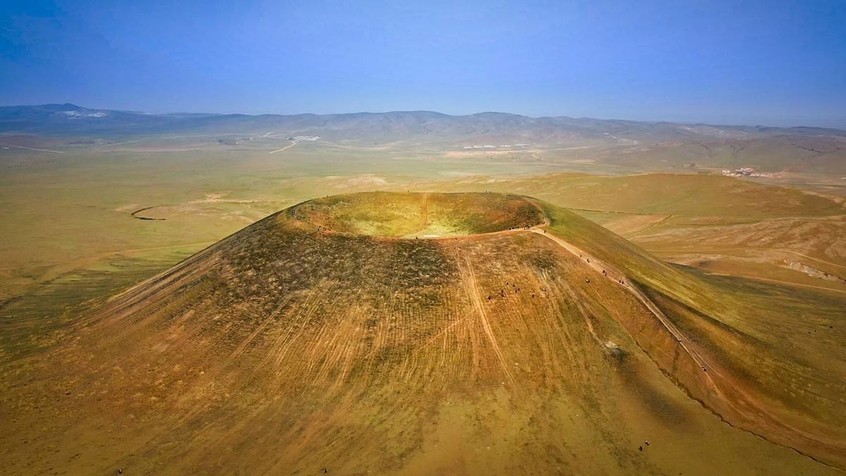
[2,1,845,129]
[5,101,846,131]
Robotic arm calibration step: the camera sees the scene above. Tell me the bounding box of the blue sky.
[1,0,844,126]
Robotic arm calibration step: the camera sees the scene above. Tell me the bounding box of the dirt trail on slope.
[528,226,846,469]
[454,252,514,384]
[530,229,711,373]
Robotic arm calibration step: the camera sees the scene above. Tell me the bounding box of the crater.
[281,192,546,238]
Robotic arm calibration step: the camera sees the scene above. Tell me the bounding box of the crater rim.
[280,191,547,239]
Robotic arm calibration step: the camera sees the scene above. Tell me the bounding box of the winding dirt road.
[269,141,297,154]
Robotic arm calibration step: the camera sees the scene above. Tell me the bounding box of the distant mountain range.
[1,104,843,144]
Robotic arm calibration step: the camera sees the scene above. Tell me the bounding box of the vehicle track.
[455,252,514,384]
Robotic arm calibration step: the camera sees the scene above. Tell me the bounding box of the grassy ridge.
[540,198,846,466]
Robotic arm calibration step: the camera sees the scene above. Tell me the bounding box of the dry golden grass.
[0,193,841,474]
[2,137,845,474]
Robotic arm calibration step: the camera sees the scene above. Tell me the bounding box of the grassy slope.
[540,199,846,467]
[0,193,835,474]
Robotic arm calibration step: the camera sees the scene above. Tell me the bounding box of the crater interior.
[282,192,545,238]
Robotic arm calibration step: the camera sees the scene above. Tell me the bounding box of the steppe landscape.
[0,106,844,474]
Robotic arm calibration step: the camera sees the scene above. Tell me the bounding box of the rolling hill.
[1,192,842,474]
[2,104,844,177]
[1,103,844,143]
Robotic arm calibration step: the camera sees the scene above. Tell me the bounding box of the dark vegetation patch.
[156,216,462,338]
[526,249,558,272]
